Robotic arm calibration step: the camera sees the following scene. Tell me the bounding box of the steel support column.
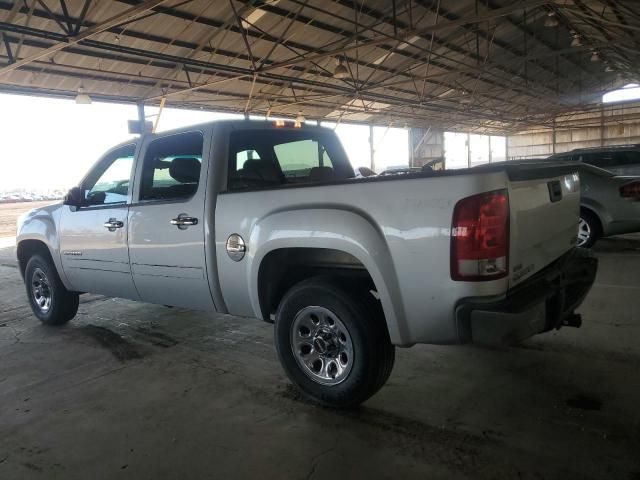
[369,124,375,172]
[137,101,146,136]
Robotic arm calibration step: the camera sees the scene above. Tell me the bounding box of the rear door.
[506,164,581,286]
[127,130,214,310]
[59,144,139,299]
[621,151,640,175]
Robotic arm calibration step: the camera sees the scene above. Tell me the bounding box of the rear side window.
[139,132,203,201]
[623,151,640,164]
[548,153,573,161]
[580,152,624,169]
[228,129,352,190]
[236,149,261,170]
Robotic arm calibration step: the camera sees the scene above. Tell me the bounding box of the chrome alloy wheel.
[577,218,591,247]
[290,306,354,385]
[31,267,52,313]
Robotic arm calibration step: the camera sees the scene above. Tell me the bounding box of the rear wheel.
[577,210,601,248]
[25,255,79,325]
[275,277,395,408]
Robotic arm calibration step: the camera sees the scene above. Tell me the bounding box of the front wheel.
[275,278,395,408]
[25,254,79,325]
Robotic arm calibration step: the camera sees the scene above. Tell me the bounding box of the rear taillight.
[451,189,509,281]
[620,181,640,199]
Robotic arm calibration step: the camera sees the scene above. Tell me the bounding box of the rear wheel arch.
[274,276,395,407]
[257,247,380,320]
[578,207,603,247]
[247,208,407,343]
[580,206,603,233]
[580,200,609,228]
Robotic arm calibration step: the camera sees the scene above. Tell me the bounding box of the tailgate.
[506,164,580,287]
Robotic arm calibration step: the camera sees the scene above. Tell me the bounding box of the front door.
[127,130,214,310]
[59,144,139,299]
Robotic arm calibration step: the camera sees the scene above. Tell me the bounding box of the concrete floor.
[1,238,639,480]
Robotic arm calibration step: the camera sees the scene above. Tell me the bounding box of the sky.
[602,83,640,104]
[2,83,638,193]
[0,93,408,193]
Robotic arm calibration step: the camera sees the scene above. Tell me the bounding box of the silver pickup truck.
[16,120,597,407]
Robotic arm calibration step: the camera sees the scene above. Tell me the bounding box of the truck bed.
[215,162,581,345]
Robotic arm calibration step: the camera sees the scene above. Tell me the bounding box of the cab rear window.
[227,129,353,190]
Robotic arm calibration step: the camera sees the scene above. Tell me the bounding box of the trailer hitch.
[562,313,582,328]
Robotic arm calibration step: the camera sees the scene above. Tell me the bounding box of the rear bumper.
[455,248,598,345]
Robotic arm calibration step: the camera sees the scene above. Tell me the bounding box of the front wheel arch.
[17,239,54,279]
[24,254,79,325]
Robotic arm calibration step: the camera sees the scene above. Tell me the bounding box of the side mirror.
[63,187,85,207]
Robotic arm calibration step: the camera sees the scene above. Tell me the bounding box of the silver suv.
[548,145,640,176]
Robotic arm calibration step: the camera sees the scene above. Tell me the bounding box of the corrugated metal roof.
[1,0,638,133]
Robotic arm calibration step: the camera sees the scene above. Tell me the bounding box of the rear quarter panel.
[582,172,640,236]
[215,172,512,346]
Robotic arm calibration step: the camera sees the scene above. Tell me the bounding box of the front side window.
[139,132,203,201]
[82,145,135,206]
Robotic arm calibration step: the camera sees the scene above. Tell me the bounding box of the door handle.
[103,219,124,231]
[170,215,199,229]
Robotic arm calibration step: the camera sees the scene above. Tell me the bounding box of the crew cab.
[16,120,597,407]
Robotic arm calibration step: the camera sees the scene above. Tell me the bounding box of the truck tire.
[578,209,601,248]
[275,277,395,408]
[24,254,79,326]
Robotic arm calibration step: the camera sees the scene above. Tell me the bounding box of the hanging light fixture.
[544,11,558,28]
[570,33,582,47]
[590,51,601,62]
[75,86,92,104]
[333,58,349,79]
[604,64,614,72]
[294,111,305,127]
